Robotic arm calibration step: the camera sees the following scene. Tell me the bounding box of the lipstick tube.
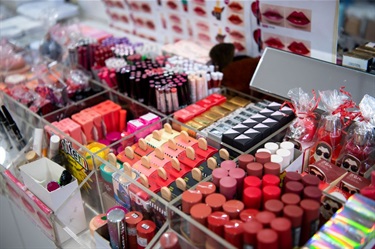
[283,205,303,248]
[257,229,278,249]
[190,203,212,246]
[222,200,244,220]
[246,162,264,178]
[244,176,262,189]
[240,209,259,223]
[181,190,202,215]
[243,187,262,209]
[262,185,281,207]
[243,220,263,249]
[125,211,143,249]
[299,199,320,246]
[224,220,244,249]
[159,231,181,249]
[205,193,226,211]
[107,207,127,249]
[270,218,293,249]
[264,199,284,217]
[219,176,237,200]
[136,220,156,249]
[238,154,255,170]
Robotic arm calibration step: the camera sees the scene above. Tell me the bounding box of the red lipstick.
[228,14,243,25]
[288,41,310,55]
[264,37,284,49]
[262,10,283,23]
[287,11,310,26]
[228,2,243,12]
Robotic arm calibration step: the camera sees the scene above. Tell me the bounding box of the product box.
[19,158,86,240]
[338,172,371,197]
[307,160,348,184]
[342,51,373,71]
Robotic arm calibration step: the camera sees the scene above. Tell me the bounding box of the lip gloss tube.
[283,205,303,248]
[107,207,127,249]
[270,217,293,249]
[243,220,263,249]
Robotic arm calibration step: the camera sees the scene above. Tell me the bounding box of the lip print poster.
[250,0,339,63]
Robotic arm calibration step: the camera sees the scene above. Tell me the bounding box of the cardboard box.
[307,160,347,184]
[20,158,86,242]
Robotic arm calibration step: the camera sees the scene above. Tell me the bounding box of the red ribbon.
[281,89,320,118]
[331,87,360,127]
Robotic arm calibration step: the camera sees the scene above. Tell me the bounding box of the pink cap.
[229,168,246,196]
[212,168,229,187]
[220,176,237,200]
[221,160,237,171]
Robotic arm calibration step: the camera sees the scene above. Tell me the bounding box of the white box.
[20,158,86,242]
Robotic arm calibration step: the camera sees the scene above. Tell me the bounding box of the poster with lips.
[249,0,339,63]
[103,0,134,34]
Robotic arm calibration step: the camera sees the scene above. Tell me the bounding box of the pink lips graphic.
[287,11,310,26]
[262,10,283,23]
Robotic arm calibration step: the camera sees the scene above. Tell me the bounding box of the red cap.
[302,174,320,187]
[264,162,280,176]
[136,220,156,248]
[255,211,276,228]
[283,205,303,228]
[262,185,281,207]
[281,193,301,206]
[223,200,245,219]
[262,174,280,187]
[257,229,278,249]
[303,186,322,202]
[284,172,302,184]
[243,220,263,246]
[264,199,284,217]
[284,181,304,196]
[190,203,212,225]
[159,232,180,249]
[246,162,263,178]
[224,220,244,249]
[196,182,216,200]
[240,209,259,222]
[207,211,230,236]
[238,154,255,170]
[205,193,226,211]
[270,217,292,249]
[243,187,262,209]
[255,151,271,164]
[181,190,202,214]
[244,176,262,189]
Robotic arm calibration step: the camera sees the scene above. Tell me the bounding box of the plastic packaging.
[283,88,320,151]
[336,94,375,177]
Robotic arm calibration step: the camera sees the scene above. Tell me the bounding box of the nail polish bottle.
[309,115,343,165]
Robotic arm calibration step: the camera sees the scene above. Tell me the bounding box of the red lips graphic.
[141,3,151,13]
[172,25,183,34]
[228,14,243,25]
[264,37,284,49]
[229,30,245,40]
[288,41,310,55]
[146,20,155,30]
[198,33,211,41]
[194,0,205,5]
[196,22,209,31]
[130,2,139,11]
[287,11,310,26]
[167,1,178,10]
[194,6,206,16]
[228,2,243,12]
[170,14,181,23]
[233,42,245,51]
[262,10,283,23]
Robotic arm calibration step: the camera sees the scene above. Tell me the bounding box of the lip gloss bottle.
[309,115,342,165]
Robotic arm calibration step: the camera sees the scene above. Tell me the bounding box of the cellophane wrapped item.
[283,88,320,151]
[309,87,358,165]
[336,94,375,177]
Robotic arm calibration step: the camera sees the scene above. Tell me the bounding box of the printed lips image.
[264,37,284,49]
[288,41,310,55]
[196,22,209,31]
[262,9,283,24]
[233,42,245,52]
[228,2,243,12]
[286,11,310,26]
[194,6,206,16]
[229,30,245,40]
[170,14,181,24]
[166,1,178,10]
[141,3,151,13]
[172,25,183,34]
[228,14,243,25]
[198,33,211,42]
